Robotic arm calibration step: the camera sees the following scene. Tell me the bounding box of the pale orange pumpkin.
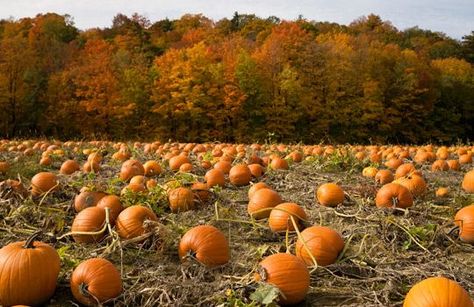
[316,183,344,207]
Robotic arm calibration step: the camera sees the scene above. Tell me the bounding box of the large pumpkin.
[0,233,60,306]
[168,187,195,213]
[375,183,413,209]
[229,164,252,186]
[295,226,344,266]
[462,170,474,193]
[70,258,123,306]
[393,174,427,197]
[403,276,472,307]
[254,253,310,305]
[454,204,474,244]
[96,195,123,225]
[178,225,230,267]
[115,205,158,239]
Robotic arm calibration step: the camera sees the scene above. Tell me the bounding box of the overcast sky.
[1,0,473,39]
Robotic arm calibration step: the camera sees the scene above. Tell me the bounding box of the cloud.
[0,0,472,38]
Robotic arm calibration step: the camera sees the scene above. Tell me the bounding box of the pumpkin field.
[0,140,473,306]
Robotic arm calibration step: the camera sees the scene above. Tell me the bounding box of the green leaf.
[250,283,280,305]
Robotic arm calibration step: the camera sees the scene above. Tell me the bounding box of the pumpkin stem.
[23,230,42,249]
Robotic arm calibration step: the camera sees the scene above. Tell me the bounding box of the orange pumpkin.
[316,183,344,207]
[375,169,394,184]
[435,187,450,197]
[71,207,106,243]
[143,160,162,176]
[96,195,123,224]
[431,159,449,171]
[74,190,107,212]
[268,203,307,233]
[462,170,474,193]
[0,161,9,174]
[168,155,190,171]
[120,159,145,182]
[447,159,460,171]
[205,168,225,188]
[248,163,264,178]
[362,166,378,178]
[403,276,472,307]
[254,253,310,305]
[229,164,252,186]
[295,226,344,266]
[168,187,195,213]
[0,233,60,306]
[115,205,158,239]
[248,182,270,200]
[59,159,80,175]
[30,172,58,197]
[454,204,474,244]
[70,258,122,306]
[178,225,230,267]
[248,188,283,219]
[375,183,413,208]
[191,182,211,204]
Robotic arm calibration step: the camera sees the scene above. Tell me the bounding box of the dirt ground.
[0,143,473,306]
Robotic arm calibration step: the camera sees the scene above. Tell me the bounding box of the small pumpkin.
[394,174,427,197]
[270,157,289,170]
[362,166,378,178]
[248,182,270,200]
[295,226,344,266]
[375,183,413,209]
[0,233,60,306]
[395,163,421,179]
[191,182,211,204]
[435,187,450,197]
[214,160,232,174]
[375,169,394,184]
[71,207,106,243]
[115,205,158,239]
[169,155,190,171]
[454,204,474,244]
[447,159,460,171]
[268,203,307,233]
[143,160,162,176]
[168,187,195,213]
[178,225,230,267]
[403,276,473,307]
[254,253,310,305]
[70,258,122,306]
[0,161,9,174]
[30,172,58,197]
[316,183,344,207]
[248,163,264,178]
[431,159,449,171]
[248,188,283,219]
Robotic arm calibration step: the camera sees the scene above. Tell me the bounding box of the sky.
[0,0,473,39]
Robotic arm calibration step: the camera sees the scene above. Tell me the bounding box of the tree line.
[0,12,473,143]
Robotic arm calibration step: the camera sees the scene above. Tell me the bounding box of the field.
[0,140,473,306]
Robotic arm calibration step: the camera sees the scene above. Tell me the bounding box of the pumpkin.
[214,160,232,174]
[403,276,473,307]
[143,160,162,176]
[0,233,60,306]
[268,203,307,233]
[74,190,107,212]
[454,204,474,244]
[295,226,344,266]
[375,169,394,184]
[375,183,413,208]
[435,187,450,197]
[394,174,427,197]
[178,225,230,267]
[384,158,403,170]
[229,164,252,186]
[96,195,123,224]
[395,163,421,179]
[39,156,52,166]
[431,159,449,171]
[70,258,122,306]
[316,183,344,207]
[362,166,378,178]
[447,159,460,171]
[462,170,474,193]
[60,159,80,175]
[71,207,106,243]
[459,153,473,164]
[168,187,195,213]
[120,159,145,181]
[205,168,225,188]
[0,161,9,174]
[30,172,58,197]
[169,155,190,171]
[248,163,264,178]
[270,157,289,170]
[254,253,310,305]
[248,182,270,200]
[121,182,147,195]
[248,188,283,219]
[191,182,211,204]
[82,161,100,173]
[115,205,158,239]
[179,162,193,173]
